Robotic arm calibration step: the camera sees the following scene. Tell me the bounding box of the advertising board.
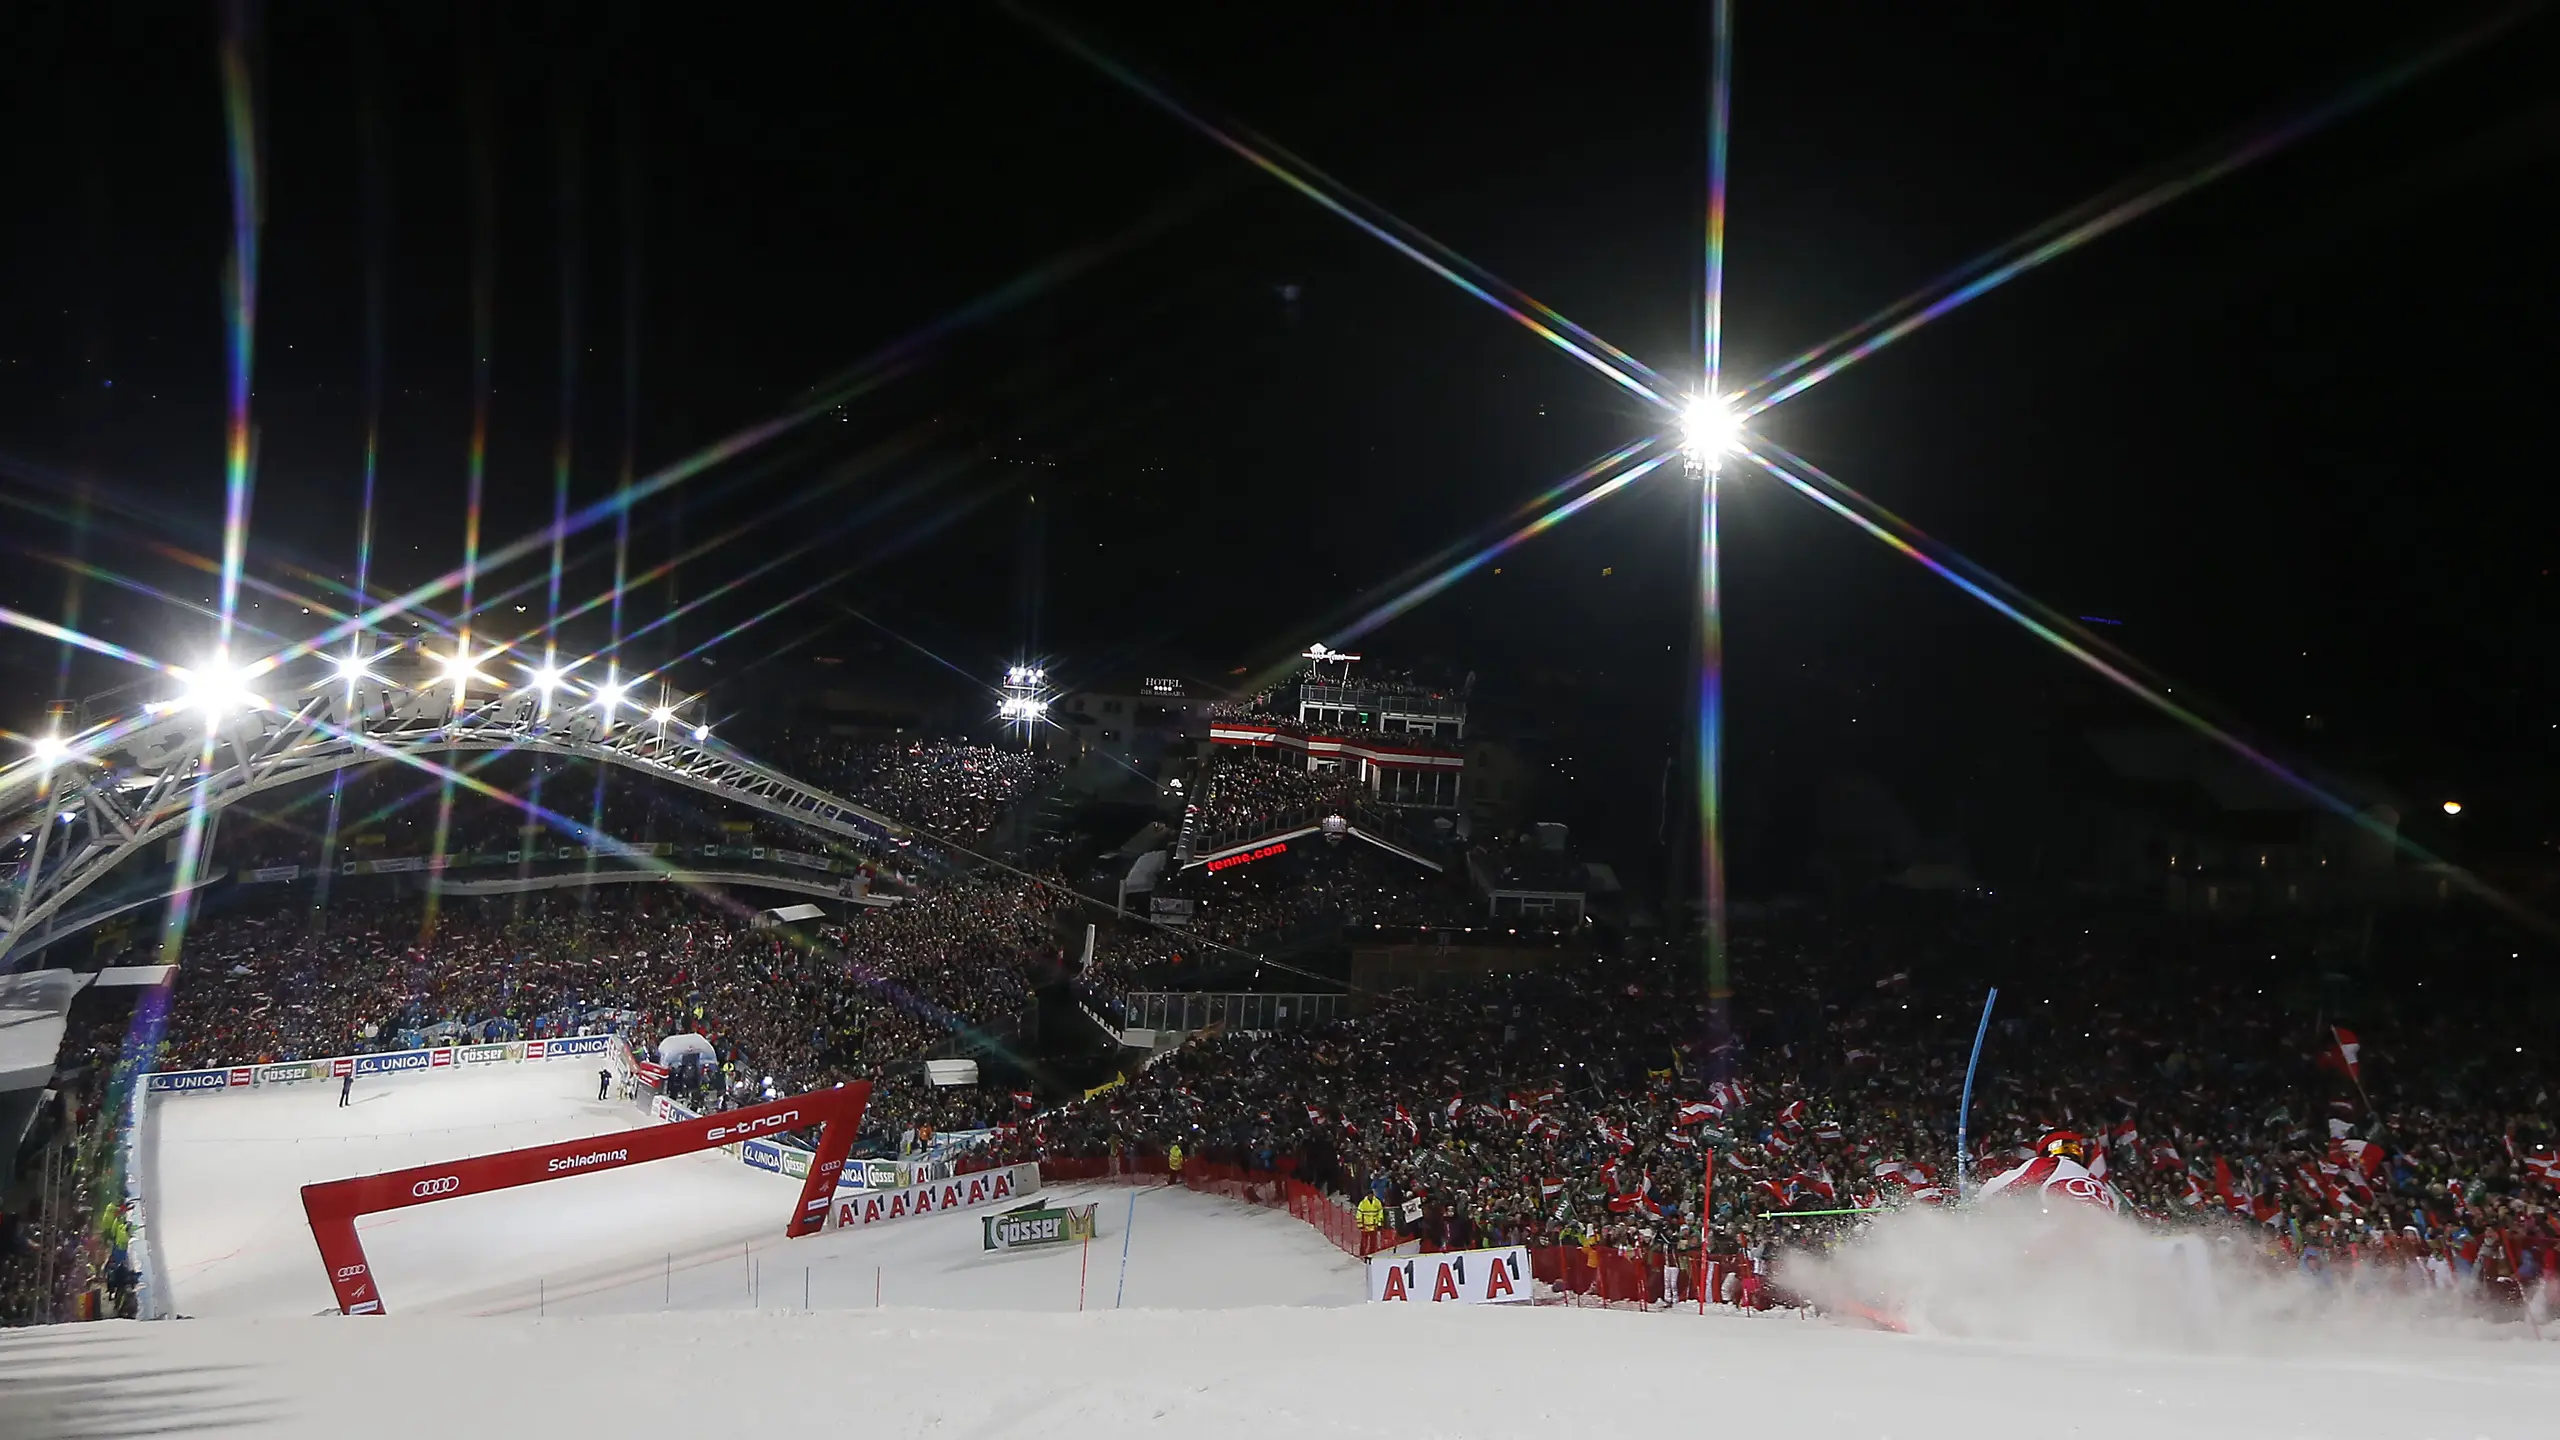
[526,1034,610,1061]
[981,1202,1098,1251]
[828,1163,1040,1232]
[257,1061,329,1086]
[1366,1245,1532,1305]
[144,1067,241,1095]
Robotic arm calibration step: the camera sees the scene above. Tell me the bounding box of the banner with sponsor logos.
[302,1082,870,1315]
[243,865,303,884]
[1367,1244,1531,1305]
[982,1202,1098,1251]
[827,1163,1041,1233]
[143,1032,622,1097]
[144,1066,249,1094]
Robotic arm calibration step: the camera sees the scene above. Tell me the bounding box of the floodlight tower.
[999,664,1049,749]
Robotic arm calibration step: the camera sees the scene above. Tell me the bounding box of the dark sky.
[2,3,2554,884]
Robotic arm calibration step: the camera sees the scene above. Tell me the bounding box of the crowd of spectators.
[115,877,1060,1138]
[777,735,1059,840]
[1084,847,1483,993]
[1040,902,2560,1300]
[1188,754,1366,850]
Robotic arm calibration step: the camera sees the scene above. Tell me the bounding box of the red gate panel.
[300,1082,869,1314]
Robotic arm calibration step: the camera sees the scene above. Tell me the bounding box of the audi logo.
[412,1175,463,1198]
[335,1264,368,1279]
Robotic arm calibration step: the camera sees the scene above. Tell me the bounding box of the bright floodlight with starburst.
[1682,393,1740,460]
[165,654,264,721]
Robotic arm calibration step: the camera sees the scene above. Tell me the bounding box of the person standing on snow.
[339,1071,353,1108]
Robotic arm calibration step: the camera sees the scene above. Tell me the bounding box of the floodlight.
[171,655,261,720]
[594,679,628,713]
[692,724,709,742]
[2442,800,2463,816]
[332,649,379,685]
[1681,393,1740,459]
[649,705,673,725]
[26,735,67,767]
[532,665,567,693]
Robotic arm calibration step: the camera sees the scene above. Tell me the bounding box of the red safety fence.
[1528,1247,1760,1307]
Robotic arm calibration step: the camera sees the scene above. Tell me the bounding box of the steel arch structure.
[0,664,906,969]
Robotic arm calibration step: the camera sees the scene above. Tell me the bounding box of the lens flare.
[1325,449,1675,652]
[1740,6,2525,420]
[1737,443,2550,935]
[1015,5,1670,410]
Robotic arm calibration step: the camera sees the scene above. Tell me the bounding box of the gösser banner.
[982,1202,1098,1252]
[300,1082,870,1315]
[828,1163,1041,1232]
[1367,1244,1532,1305]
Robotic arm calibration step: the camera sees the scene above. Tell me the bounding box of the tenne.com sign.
[1206,841,1288,873]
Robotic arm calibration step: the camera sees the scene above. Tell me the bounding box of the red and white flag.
[1676,1100,1718,1128]
[2321,1026,2363,1085]
[1777,1098,1807,1128]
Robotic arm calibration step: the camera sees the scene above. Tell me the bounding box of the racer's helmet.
[2036,1129,2090,1162]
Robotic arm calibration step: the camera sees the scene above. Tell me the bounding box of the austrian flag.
[1676,1099,1719,1127]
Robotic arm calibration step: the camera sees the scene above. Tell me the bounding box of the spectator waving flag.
[2320,1026,2363,1086]
[1675,1099,1718,1127]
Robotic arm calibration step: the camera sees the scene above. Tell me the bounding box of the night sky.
[2,4,2554,890]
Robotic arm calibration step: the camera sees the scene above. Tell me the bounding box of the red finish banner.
[300,1082,869,1315]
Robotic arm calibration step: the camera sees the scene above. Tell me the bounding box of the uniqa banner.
[1367,1244,1532,1305]
[981,1202,1098,1252]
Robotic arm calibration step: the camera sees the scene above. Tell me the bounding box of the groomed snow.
[143,1061,801,1317]
[9,1300,2555,1440]
[94,1061,2550,1440]
[140,1060,1362,1319]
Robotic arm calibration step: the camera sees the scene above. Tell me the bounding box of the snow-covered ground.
[74,1061,2546,1439]
[10,1299,2556,1439]
[139,1058,1359,1319]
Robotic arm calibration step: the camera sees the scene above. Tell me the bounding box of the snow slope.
[141,1062,1362,1319]
[106,1066,2553,1440]
[142,1062,802,1317]
[9,1301,2554,1440]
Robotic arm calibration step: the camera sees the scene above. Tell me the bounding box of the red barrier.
[301,1083,869,1315]
[1528,1246,1756,1307]
[1035,1155,1404,1257]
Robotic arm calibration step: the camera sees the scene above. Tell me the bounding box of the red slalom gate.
[301,1082,870,1315]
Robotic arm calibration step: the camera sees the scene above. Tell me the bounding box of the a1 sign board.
[1367,1244,1531,1305]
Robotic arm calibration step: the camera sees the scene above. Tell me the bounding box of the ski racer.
[1977,1129,2125,1213]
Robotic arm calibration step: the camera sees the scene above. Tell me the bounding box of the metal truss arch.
[0,667,906,968]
